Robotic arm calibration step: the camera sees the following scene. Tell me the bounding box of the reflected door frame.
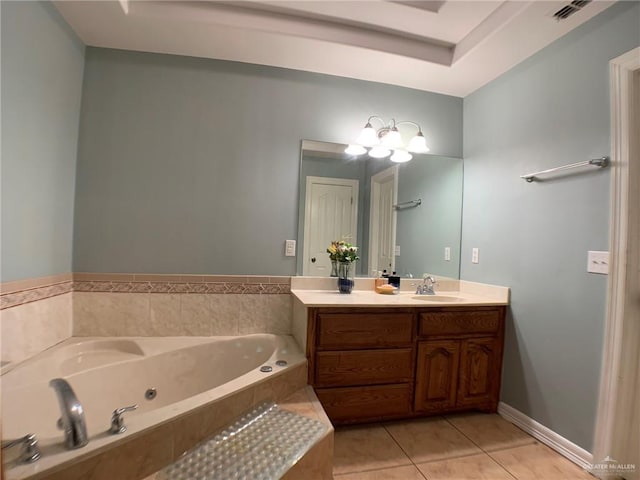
[368,166,398,276]
[302,175,359,276]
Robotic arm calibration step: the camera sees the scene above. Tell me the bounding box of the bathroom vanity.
[291,281,509,425]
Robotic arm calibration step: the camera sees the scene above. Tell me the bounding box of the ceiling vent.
[552,0,592,20]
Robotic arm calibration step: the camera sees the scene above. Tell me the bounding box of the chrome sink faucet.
[49,378,88,450]
[416,275,436,295]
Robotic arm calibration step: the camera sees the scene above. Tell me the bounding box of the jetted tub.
[2,334,307,480]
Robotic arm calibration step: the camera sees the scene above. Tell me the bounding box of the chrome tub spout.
[49,378,88,449]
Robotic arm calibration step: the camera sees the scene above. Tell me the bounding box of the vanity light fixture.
[346,116,430,162]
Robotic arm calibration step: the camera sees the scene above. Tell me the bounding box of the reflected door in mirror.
[303,176,359,275]
[369,166,397,274]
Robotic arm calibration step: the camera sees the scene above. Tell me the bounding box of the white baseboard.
[498,402,593,470]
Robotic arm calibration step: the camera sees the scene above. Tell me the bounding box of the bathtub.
[2,334,307,480]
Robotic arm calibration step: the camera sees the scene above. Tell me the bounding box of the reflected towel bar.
[521,157,609,182]
[393,199,422,210]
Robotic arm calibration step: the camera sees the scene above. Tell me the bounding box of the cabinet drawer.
[420,310,501,336]
[317,313,413,349]
[315,384,412,423]
[315,348,413,387]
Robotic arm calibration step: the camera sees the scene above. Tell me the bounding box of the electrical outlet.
[587,250,609,274]
[394,245,401,256]
[444,247,451,261]
[472,248,479,264]
[284,240,296,257]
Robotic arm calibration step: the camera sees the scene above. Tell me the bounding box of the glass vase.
[330,260,338,277]
[337,261,355,294]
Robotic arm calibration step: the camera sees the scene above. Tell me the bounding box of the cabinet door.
[457,337,500,409]
[414,340,460,412]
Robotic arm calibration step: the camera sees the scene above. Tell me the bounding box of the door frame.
[593,47,640,469]
[302,175,359,276]
[368,166,398,275]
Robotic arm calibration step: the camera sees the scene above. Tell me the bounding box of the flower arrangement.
[327,240,360,263]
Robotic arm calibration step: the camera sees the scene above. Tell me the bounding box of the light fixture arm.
[366,115,388,127]
[395,120,423,134]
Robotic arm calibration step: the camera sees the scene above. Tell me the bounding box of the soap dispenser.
[388,271,401,289]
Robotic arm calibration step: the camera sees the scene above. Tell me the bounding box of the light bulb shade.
[381,128,403,148]
[407,132,429,153]
[356,123,379,147]
[390,149,412,163]
[368,145,391,158]
[344,144,367,156]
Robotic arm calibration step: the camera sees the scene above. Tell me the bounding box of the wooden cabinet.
[306,306,505,424]
[456,337,502,408]
[414,308,504,414]
[414,340,460,412]
[308,309,415,424]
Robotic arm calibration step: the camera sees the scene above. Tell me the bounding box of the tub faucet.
[49,378,88,450]
[2,434,41,463]
[416,275,436,295]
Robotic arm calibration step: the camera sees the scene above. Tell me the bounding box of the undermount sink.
[411,295,466,303]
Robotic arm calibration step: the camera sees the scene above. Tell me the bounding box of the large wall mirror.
[297,140,463,279]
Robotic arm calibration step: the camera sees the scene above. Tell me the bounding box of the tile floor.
[332,413,595,480]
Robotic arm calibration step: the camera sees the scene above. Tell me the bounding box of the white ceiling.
[54,0,617,97]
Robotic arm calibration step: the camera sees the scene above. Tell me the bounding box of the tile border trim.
[0,281,73,310]
[497,401,593,470]
[0,273,292,310]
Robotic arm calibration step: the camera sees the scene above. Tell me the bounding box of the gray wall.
[74,48,463,275]
[395,155,463,279]
[461,1,640,451]
[1,1,85,282]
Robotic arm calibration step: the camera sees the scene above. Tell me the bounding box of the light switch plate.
[444,247,451,261]
[394,245,401,256]
[587,250,609,274]
[285,240,296,257]
[472,248,479,264]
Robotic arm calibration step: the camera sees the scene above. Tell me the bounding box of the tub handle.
[2,433,41,463]
[109,404,138,434]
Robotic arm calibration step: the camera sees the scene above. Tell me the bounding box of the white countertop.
[291,289,509,307]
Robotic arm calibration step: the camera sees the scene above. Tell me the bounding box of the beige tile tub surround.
[0,293,73,366]
[280,386,334,480]
[1,273,292,371]
[73,293,292,336]
[72,273,291,294]
[31,362,307,480]
[144,386,334,480]
[0,273,73,309]
[71,273,292,336]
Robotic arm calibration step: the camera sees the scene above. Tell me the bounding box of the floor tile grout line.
[485,447,524,480]
[440,415,525,480]
[443,414,539,455]
[443,415,489,453]
[333,461,415,478]
[332,423,417,479]
[380,422,430,479]
[381,419,500,478]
